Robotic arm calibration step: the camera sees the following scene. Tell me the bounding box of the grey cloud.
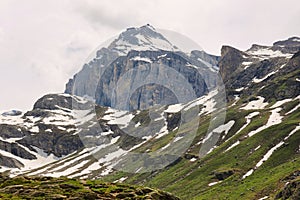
[73,2,141,30]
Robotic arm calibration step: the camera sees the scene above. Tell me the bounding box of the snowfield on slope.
[241,96,268,110]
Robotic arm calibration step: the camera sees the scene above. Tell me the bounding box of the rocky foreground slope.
[0,173,179,200]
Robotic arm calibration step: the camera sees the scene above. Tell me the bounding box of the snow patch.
[285,96,300,115]
[284,124,300,140]
[248,108,283,137]
[131,56,152,63]
[103,109,134,128]
[255,142,284,168]
[243,140,285,179]
[114,177,128,183]
[0,144,58,176]
[183,90,218,112]
[242,169,254,179]
[186,63,198,69]
[0,136,23,143]
[135,122,141,128]
[29,126,39,133]
[271,98,292,108]
[253,70,278,83]
[242,61,253,69]
[113,31,177,56]
[280,64,286,69]
[46,160,90,178]
[241,96,268,110]
[292,38,300,42]
[204,120,235,143]
[107,113,134,128]
[254,145,261,151]
[165,104,184,113]
[208,181,222,186]
[235,87,244,92]
[224,111,259,151]
[247,48,293,59]
[258,196,269,200]
[225,141,240,152]
[157,54,167,59]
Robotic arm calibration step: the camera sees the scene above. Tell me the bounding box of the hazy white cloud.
[0,0,299,111]
[72,1,141,30]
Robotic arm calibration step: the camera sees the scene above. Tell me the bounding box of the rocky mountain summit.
[0,26,300,199]
[65,25,220,111]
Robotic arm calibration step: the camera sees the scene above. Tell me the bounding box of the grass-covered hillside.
[102,94,300,200]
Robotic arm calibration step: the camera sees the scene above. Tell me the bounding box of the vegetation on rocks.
[0,173,180,200]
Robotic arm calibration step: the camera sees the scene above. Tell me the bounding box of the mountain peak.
[273,36,300,47]
[107,25,179,55]
[126,24,156,31]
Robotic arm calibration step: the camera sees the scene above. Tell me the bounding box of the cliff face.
[65,47,119,98]
[95,50,210,110]
[65,25,219,111]
[218,37,300,101]
[218,45,246,82]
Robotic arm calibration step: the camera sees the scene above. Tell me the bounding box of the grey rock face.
[65,48,119,98]
[272,36,300,54]
[65,25,219,111]
[258,50,300,100]
[0,94,90,162]
[18,132,83,157]
[0,124,27,139]
[95,50,208,110]
[0,154,24,169]
[129,84,179,111]
[0,140,36,160]
[218,46,246,83]
[218,37,300,102]
[64,25,175,98]
[21,94,92,157]
[33,93,93,110]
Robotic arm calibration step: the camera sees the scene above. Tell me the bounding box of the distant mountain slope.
[219,36,300,102]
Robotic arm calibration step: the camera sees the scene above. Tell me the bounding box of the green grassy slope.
[0,173,180,200]
[103,98,300,200]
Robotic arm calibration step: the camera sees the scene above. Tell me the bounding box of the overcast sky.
[0,0,299,111]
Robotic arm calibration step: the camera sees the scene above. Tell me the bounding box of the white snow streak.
[208,181,222,186]
[255,142,284,168]
[241,96,268,110]
[248,108,283,137]
[253,70,278,83]
[165,104,184,113]
[131,56,152,63]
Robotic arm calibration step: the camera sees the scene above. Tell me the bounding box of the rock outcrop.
[218,37,300,102]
